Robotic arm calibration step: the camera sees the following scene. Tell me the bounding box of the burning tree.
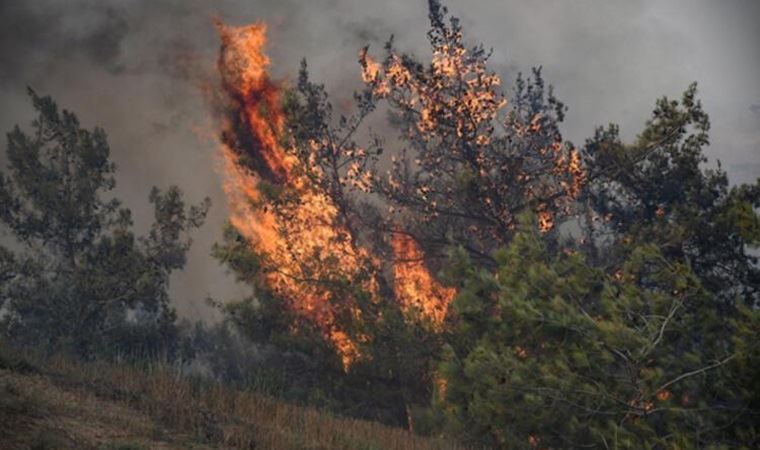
[213,0,583,350]
[207,0,760,444]
[213,21,382,370]
[208,0,587,427]
[358,4,584,259]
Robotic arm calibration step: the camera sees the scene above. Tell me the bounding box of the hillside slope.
[0,347,465,450]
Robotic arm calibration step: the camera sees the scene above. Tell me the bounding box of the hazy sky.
[1,0,758,320]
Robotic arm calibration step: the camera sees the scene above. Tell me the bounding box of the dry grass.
[0,366,209,449]
[1,346,468,450]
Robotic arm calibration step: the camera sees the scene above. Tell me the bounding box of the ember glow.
[360,36,506,145]
[358,19,585,239]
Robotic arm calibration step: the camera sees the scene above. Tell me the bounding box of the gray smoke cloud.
[1,0,758,320]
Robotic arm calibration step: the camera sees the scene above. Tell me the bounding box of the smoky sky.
[1,0,758,321]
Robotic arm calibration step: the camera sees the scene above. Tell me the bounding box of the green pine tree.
[0,89,210,357]
[439,215,758,448]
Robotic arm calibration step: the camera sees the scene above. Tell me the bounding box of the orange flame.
[215,21,378,369]
[392,233,456,328]
[216,21,292,183]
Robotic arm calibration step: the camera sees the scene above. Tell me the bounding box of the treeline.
[1,1,759,448]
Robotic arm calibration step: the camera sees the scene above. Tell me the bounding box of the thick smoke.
[0,1,129,81]
[0,0,758,320]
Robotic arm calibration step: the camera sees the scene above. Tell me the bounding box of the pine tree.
[583,84,760,307]
[0,90,210,357]
[439,215,758,448]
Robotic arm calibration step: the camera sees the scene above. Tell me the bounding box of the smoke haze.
[1,0,758,320]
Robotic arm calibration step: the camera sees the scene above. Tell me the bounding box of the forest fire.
[214,21,456,368]
[1,1,755,447]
